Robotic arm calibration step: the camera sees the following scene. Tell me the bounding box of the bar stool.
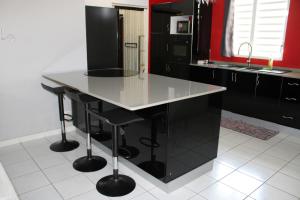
[41,84,79,152]
[88,108,143,197]
[65,89,107,172]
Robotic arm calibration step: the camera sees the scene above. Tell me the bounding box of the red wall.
[149,0,300,70]
[210,0,300,69]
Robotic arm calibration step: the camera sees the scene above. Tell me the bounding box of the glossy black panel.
[72,93,223,183]
[86,6,119,70]
[86,69,138,77]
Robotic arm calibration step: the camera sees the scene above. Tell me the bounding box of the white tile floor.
[1,127,300,200]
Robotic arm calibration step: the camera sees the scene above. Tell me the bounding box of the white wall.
[0,0,148,141]
[0,0,87,141]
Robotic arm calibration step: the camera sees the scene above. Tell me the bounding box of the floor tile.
[0,149,31,166]
[62,146,87,162]
[131,192,158,200]
[185,175,216,193]
[280,163,300,180]
[19,185,63,200]
[216,151,249,169]
[250,184,298,200]
[85,164,112,184]
[238,162,276,181]
[200,182,246,200]
[149,187,195,200]
[33,153,69,169]
[206,161,235,180]
[12,171,50,194]
[264,142,300,161]
[43,162,81,183]
[221,171,263,195]
[251,153,287,171]
[53,174,95,199]
[229,145,261,160]
[267,173,300,198]
[4,159,40,179]
[290,155,300,167]
[69,189,109,200]
[108,184,146,200]
[189,195,207,200]
[242,138,272,152]
[0,143,24,155]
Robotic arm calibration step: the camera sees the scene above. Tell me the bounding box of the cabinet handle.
[282,115,294,120]
[285,97,297,101]
[231,73,234,82]
[235,73,237,82]
[288,82,299,86]
[166,44,169,52]
[212,70,215,79]
[256,75,260,86]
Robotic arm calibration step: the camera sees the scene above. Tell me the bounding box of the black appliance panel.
[168,35,192,64]
[85,6,119,71]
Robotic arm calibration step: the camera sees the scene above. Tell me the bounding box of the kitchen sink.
[258,69,291,74]
[218,64,246,70]
[243,66,262,71]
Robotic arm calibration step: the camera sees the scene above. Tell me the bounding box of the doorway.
[116,7,146,73]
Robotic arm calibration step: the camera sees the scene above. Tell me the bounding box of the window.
[233,0,290,60]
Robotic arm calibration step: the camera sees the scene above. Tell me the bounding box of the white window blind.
[233,0,290,60]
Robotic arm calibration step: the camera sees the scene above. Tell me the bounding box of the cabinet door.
[223,70,257,115]
[255,74,282,122]
[190,67,213,84]
[150,8,171,75]
[278,78,300,129]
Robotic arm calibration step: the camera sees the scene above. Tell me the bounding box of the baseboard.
[0,126,76,148]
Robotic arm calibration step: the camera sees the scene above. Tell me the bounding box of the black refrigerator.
[85,6,121,71]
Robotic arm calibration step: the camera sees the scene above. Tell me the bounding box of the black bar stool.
[65,89,107,172]
[41,84,79,152]
[88,108,143,197]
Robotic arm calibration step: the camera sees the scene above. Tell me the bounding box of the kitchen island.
[43,71,226,192]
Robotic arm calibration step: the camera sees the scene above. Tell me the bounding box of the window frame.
[233,0,291,61]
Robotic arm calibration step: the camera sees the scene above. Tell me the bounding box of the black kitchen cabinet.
[150,5,172,76]
[254,74,282,122]
[278,78,300,129]
[223,70,257,115]
[190,67,225,86]
[166,63,191,80]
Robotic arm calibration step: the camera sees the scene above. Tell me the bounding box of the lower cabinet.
[152,64,300,130]
[278,78,300,129]
[223,70,257,116]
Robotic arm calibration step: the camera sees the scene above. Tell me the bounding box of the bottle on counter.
[268,58,273,70]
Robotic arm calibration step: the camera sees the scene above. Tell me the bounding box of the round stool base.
[118,146,139,159]
[50,140,79,152]
[96,175,136,197]
[73,156,107,172]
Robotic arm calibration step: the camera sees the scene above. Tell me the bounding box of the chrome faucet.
[238,42,252,67]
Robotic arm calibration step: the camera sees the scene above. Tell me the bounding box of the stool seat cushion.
[89,108,143,126]
[41,83,65,95]
[65,89,100,104]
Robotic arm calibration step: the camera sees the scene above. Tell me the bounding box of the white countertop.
[43,71,226,111]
